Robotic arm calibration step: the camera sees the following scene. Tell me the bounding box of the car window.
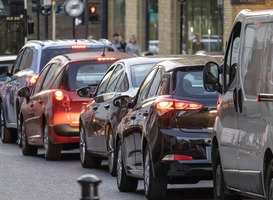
[12,49,24,74]
[157,74,170,95]
[130,63,155,87]
[67,61,113,92]
[105,64,124,93]
[147,68,164,98]
[174,68,218,98]
[96,66,115,95]
[19,47,34,71]
[32,65,51,95]
[136,68,157,105]
[116,73,129,92]
[42,63,60,90]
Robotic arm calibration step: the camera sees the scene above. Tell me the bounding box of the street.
[0,142,217,200]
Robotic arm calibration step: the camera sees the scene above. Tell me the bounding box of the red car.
[17,51,134,160]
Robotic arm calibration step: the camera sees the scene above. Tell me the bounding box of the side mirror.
[18,86,32,98]
[113,95,133,108]
[76,86,94,98]
[0,66,9,77]
[203,61,221,93]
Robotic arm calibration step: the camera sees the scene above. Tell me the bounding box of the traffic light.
[89,5,99,22]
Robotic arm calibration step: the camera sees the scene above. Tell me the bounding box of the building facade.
[0,0,272,55]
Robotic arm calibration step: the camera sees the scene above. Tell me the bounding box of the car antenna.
[102,42,106,57]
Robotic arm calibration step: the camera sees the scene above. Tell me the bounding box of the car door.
[236,19,268,194]
[85,65,115,152]
[218,21,242,189]
[24,64,52,141]
[122,68,158,174]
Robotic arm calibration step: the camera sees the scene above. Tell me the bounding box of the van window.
[223,22,241,92]
[241,23,267,99]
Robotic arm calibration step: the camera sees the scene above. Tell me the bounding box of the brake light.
[162,154,193,161]
[29,74,39,85]
[97,57,117,61]
[71,45,87,49]
[156,99,203,116]
[53,90,70,108]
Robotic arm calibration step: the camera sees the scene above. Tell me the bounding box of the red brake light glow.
[156,99,203,116]
[97,57,117,61]
[71,45,87,49]
[30,74,39,85]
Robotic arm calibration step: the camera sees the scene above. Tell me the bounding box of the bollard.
[77,174,102,200]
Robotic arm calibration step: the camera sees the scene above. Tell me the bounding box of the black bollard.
[77,174,102,200]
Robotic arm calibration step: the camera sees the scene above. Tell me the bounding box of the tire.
[21,121,38,156]
[107,127,117,176]
[0,106,14,143]
[266,160,273,200]
[43,124,61,161]
[144,146,167,200]
[213,148,242,200]
[79,124,101,168]
[116,140,138,192]
[17,112,22,147]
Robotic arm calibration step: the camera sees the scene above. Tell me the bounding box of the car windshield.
[130,63,155,87]
[40,48,110,70]
[66,61,113,91]
[174,67,218,98]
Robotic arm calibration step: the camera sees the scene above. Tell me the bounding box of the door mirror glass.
[76,86,95,98]
[203,61,221,93]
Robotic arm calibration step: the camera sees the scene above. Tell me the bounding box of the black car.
[77,56,182,176]
[114,55,222,200]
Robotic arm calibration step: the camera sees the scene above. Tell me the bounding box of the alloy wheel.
[117,142,122,186]
[79,126,86,164]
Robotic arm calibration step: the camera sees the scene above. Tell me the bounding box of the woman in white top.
[125,34,141,56]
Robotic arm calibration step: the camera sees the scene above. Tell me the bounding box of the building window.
[182,0,223,54]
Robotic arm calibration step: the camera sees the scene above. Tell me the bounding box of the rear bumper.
[150,128,212,180]
[47,124,79,144]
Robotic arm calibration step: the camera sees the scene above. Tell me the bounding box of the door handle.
[104,104,110,110]
[142,112,148,117]
[238,88,243,113]
[131,115,136,120]
[233,88,238,112]
[92,106,98,111]
[38,100,42,104]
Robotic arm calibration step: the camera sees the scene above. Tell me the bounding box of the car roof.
[154,54,223,71]
[24,39,116,50]
[0,55,17,62]
[53,51,136,63]
[116,55,185,66]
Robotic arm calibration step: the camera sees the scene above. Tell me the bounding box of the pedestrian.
[125,34,141,56]
[87,35,95,40]
[118,34,127,52]
[112,33,121,51]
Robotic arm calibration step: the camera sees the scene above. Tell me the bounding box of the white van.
[203,9,273,200]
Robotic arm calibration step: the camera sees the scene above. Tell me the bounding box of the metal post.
[77,174,102,200]
[180,0,186,54]
[45,13,48,39]
[101,0,108,38]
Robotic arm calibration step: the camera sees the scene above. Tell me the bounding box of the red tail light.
[29,74,39,85]
[53,90,70,108]
[156,99,203,116]
[162,154,193,161]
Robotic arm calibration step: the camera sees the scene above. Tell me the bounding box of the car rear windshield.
[40,48,109,70]
[130,63,155,87]
[173,66,218,98]
[66,61,113,92]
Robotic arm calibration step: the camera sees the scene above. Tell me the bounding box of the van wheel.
[266,160,273,200]
[116,140,138,192]
[0,106,14,143]
[107,127,117,176]
[43,124,61,161]
[144,146,167,200]
[79,125,101,168]
[21,121,38,156]
[213,148,242,200]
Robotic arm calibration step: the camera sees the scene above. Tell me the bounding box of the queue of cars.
[0,38,223,200]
